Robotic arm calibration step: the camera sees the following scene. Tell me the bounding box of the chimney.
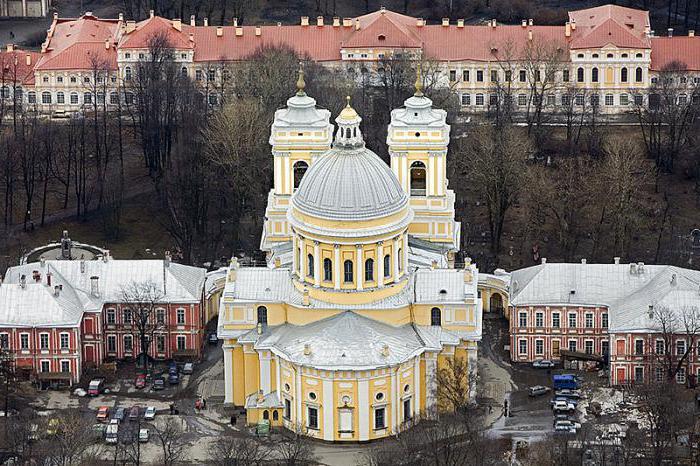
[668,28,673,37]
[333,16,340,27]
[355,18,360,30]
[303,344,311,355]
[317,16,323,26]
[565,22,571,37]
[228,257,239,282]
[302,287,310,306]
[189,32,194,42]
[53,12,58,20]
[528,30,533,41]
[528,18,533,26]
[690,30,695,37]
[381,344,390,357]
[5,44,13,52]
[204,17,208,26]
[648,304,654,318]
[571,20,576,30]
[119,13,124,22]
[216,26,223,37]
[442,18,449,27]
[342,18,352,27]
[431,260,438,269]
[126,20,136,33]
[25,54,31,66]
[103,250,110,262]
[630,263,637,274]
[235,27,243,36]
[190,15,195,26]
[541,257,547,264]
[457,19,464,28]
[40,257,46,267]
[90,276,99,297]
[46,272,51,287]
[301,16,309,26]
[671,273,677,286]
[54,285,60,297]
[149,9,154,18]
[80,260,86,273]
[20,275,26,289]
[492,19,497,28]
[614,257,620,265]
[255,26,261,36]
[581,258,587,264]
[274,257,281,267]
[521,19,527,28]
[172,18,182,31]
[164,250,172,267]
[104,39,110,50]
[233,17,238,27]
[416,18,424,27]
[637,262,645,274]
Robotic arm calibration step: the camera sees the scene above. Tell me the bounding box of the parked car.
[554,419,581,430]
[555,389,582,400]
[47,418,61,435]
[153,377,165,390]
[554,423,577,434]
[135,374,147,389]
[113,407,126,422]
[552,400,576,414]
[208,333,218,344]
[73,388,87,397]
[96,406,110,422]
[90,423,105,439]
[551,396,578,408]
[144,406,157,420]
[168,373,180,385]
[553,374,580,390]
[532,360,555,369]
[88,378,105,396]
[129,406,140,421]
[168,362,178,375]
[139,428,149,443]
[181,363,194,375]
[528,385,551,397]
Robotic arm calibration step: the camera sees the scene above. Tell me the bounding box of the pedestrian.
[488,404,493,414]
[231,414,237,426]
[203,398,207,409]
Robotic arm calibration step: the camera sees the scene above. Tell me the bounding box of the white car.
[554,419,581,430]
[138,428,149,443]
[144,406,157,420]
[552,400,576,413]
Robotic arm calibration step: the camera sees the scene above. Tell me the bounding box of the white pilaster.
[425,355,437,411]
[274,156,282,193]
[292,236,298,277]
[223,346,233,404]
[333,244,341,289]
[283,154,291,195]
[393,237,400,280]
[323,378,334,441]
[413,357,421,417]
[260,352,271,394]
[295,366,303,423]
[276,355,281,396]
[403,234,409,273]
[390,368,398,429]
[358,379,369,441]
[356,244,363,291]
[377,241,384,288]
[313,241,321,287]
[427,154,434,196]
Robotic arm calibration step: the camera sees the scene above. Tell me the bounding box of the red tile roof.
[343,10,422,48]
[119,16,194,50]
[650,36,700,71]
[36,14,119,71]
[0,49,40,85]
[568,4,650,49]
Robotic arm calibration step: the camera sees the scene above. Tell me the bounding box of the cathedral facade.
[217,71,481,441]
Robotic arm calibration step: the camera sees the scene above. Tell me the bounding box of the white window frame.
[40,360,50,372]
[518,339,527,355]
[535,339,544,355]
[176,335,186,351]
[39,333,49,350]
[107,335,116,353]
[176,308,185,325]
[20,333,29,350]
[59,332,69,350]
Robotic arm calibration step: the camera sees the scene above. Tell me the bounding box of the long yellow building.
[217,71,482,441]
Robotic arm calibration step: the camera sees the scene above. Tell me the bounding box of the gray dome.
[292,146,408,221]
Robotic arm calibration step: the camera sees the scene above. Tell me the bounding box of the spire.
[296,63,306,96]
[414,63,424,97]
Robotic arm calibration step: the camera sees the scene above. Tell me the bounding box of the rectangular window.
[601,340,609,356]
[561,94,571,106]
[601,313,608,328]
[562,69,569,82]
[568,313,576,328]
[195,69,203,81]
[518,312,527,328]
[124,335,133,352]
[585,340,593,355]
[60,333,69,350]
[590,94,599,107]
[84,92,92,104]
[70,93,78,104]
[403,398,412,421]
[462,70,469,81]
[308,407,318,429]
[339,409,353,431]
[123,309,132,324]
[605,94,614,106]
[547,94,555,106]
[535,312,543,327]
[505,70,512,82]
[107,309,116,324]
[585,313,593,328]
[40,361,50,372]
[677,340,686,356]
[156,309,166,324]
[20,334,29,350]
[207,69,215,81]
[568,340,577,352]
[634,94,643,106]
[284,398,291,419]
[57,93,65,104]
[490,70,498,82]
[177,309,185,325]
[40,334,49,350]
[460,94,471,106]
[575,94,584,106]
[655,367,664,382]
[107,335,116,353]
[676,368,686,384]
[619,94,629,106]
[535,340,544,355]
[519,69,526,82]
[61,360,70,373]
[475,94,484,106]
[634,367,644,383]
[374,407,385,429]
[157,335,166,353]
[177,335,186,351]
[518,339,527,355]
[552,313,560,328]
[518,94,527,106]
[635,339,644,355]
[449,70,456,82]
[0,334,7,349]
[476,70,483,82]
[655,340,664,355]
[489,94,498,106]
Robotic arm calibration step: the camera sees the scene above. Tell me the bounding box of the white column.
[276,355,281,396]
[402,155,409,192]
[377,241,384,288]
[427,153,434,196]
[403,234,409,273]
[292,236,298,277]
[356,244,363,291]
[260,352,271,394]
[283,154,291,195]
[295,366,303,424]
[413,357,421,417]
[21,0,26,16]
[393,237,400,280]
[40,0,46,17]
[333,244,341,289]
[274,156,282,193]
[323,378,334,441]
[223,346,233,404]
[358,379,369,441]
[313,241,321,287]
[390,368,398,428]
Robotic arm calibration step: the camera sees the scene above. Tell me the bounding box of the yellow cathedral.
[217,69,482,441]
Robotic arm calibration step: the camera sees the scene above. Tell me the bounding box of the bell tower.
[261,66,333,253]
[386,66,460,253]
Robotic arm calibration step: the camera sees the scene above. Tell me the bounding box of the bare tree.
[435,355,477,413]
[38,410,101,466]
[274,423,317,466]
[208,431,270,465]
[651,304,700,383]
[153,417,188,466]
[119,280,166,374]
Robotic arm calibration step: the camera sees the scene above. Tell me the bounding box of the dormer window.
[378,34,386,41]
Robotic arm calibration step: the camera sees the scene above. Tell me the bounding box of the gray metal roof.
[0,283,83,327]
[291,144,408,222]
[389,94,448,128]
[242,311,443,370]
[271,93,332,128]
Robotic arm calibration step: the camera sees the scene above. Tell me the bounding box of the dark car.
[168,373,180,385]
[134,374,146,389]
[208,333,218,345]
[168,362,178,376]
[153,378,165,391]
[113,407,126,422]
[129,406,140,421]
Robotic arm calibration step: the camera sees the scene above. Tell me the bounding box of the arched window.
[41,91,52,104]
[307,254,314,278]
[181,66,188,77]
[577,67,584,82]
[635,67,643,82]
[410,161,426,196]
[431,308,441,326]
[323,258,332,282]
[56,91,65,104]
[0,86,9,99]
[384,255,391,278]
[70,92,78,105]
[293,161,308,189]
[591,67,599,82]
[398,248,403,272]
[621,67,628,83]
[83,92,92,104]
[343,260,353,283]
[109,92,119,105]
[365,258,374,282]
[124,66,132,81]
[273,410,279,421]
[27,91,36,104]
[263,410,269,420]
[257,306,268,325]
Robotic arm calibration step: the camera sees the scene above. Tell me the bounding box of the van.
[553,374,579,390]
[88,378,105,396]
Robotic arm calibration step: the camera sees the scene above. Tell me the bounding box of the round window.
[341,395,351,405]
[308,392,317,401]
[375,392,384,401]
[415,132,421,137]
